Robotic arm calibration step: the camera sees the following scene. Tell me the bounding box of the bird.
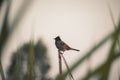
[54,36,80,52]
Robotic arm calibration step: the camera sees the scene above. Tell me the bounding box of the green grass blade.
[0,61,5,80]
[0,1,11,80]
[82,26,120,80]
[27,40,34,80]
[107,2,120,49]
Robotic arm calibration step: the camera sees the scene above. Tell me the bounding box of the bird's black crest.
[54,36,61,41]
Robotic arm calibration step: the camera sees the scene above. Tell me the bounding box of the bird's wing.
[61,41,71,50]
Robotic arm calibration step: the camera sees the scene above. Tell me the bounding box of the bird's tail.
[71,48,80,51]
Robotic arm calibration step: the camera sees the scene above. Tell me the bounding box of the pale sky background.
[0,0,120,80]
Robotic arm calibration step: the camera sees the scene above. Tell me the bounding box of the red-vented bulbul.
[54,36,80,52]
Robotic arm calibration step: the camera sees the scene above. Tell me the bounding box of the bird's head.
[54,36,61,41]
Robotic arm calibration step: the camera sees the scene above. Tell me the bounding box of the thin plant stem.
[60,53,75,80]
[58,50,63,80]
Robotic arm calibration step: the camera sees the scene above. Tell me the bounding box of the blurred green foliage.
[7,40,50,80]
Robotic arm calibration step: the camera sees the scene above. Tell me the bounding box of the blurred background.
[0,0,120,80]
